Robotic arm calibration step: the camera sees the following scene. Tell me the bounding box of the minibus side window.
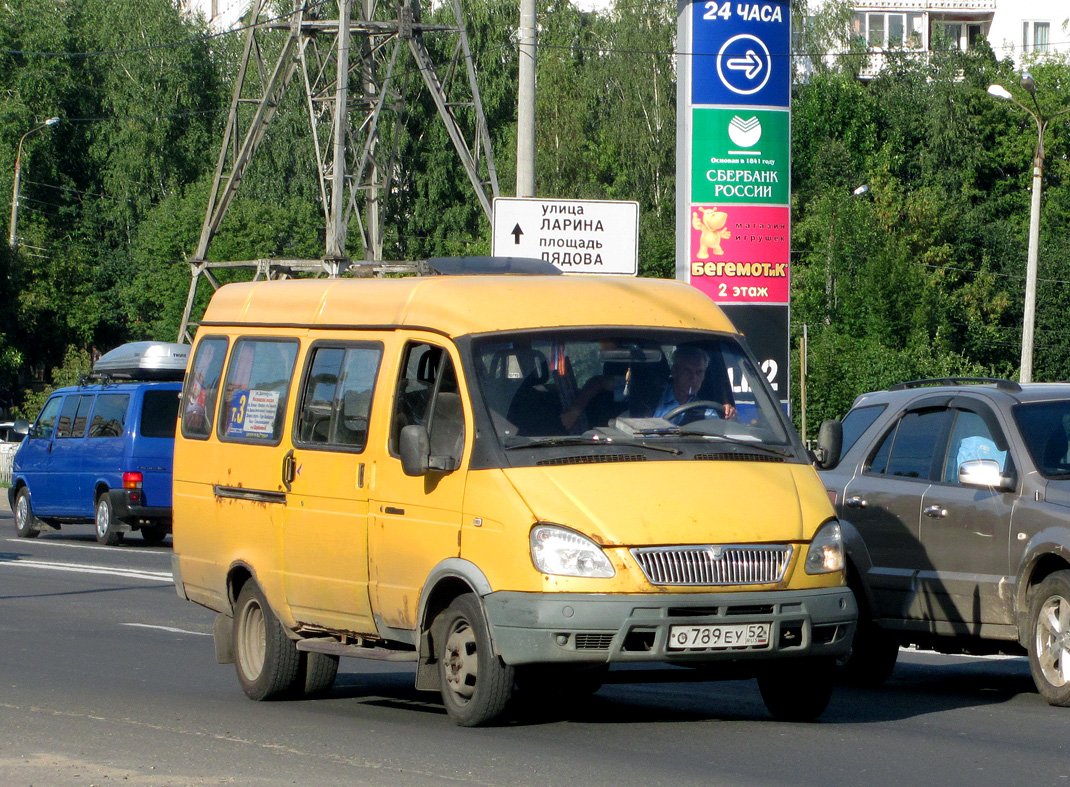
[219,337,299,444]
[88,395,130,438]
[295,343,382,452]
[181,337,228,440]
[390,342,464,459]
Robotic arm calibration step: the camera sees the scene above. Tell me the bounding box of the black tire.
[1027,571,1070,706]
[94,494,123,546]
[233,582,301,701]
[13,487,41,538]
[435,594,514,726]
[140,525,168,546]
[296,652,340,698]
[757,657,836,722]
[836,580,898,686]
[515,664,608,698]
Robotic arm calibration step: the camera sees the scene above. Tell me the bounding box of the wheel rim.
[95,499,111,539]
[237,600,267,682]
[15,493,29,532]
[443,618,479,705]
[1035,593,1070,688]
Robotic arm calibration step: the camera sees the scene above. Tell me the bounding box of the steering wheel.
[659,400,723,423]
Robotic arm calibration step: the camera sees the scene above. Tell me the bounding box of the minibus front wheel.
[436,594,514,726]
[234,582,301,701]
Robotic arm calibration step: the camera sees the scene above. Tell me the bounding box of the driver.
[654,345,736,424]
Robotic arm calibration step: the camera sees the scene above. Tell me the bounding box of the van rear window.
[141,390,180,438]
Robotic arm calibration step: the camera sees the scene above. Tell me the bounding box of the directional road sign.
[491,197,639,276]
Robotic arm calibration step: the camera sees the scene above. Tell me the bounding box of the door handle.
[923,505,947,518]
[845,496,867,509]
[282,449,295,492]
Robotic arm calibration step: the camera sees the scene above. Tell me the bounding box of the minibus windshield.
[471,330,792,454]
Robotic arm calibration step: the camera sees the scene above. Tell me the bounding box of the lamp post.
[8,116,60,249]
[987,76,1070,383]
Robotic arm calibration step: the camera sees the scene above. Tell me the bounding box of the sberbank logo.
[728,116,761,149]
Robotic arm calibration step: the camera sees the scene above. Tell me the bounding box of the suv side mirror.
[813,420,843,469]
[958,459,1016,492]
[399,424,430,477]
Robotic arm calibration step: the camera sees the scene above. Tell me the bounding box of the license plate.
[668,622,771,650]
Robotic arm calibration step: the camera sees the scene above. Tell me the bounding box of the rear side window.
[295,343,382,452]
[220,338,299,444]
[141,389,180,438]
[89,394,130,438]
[32,396,63,440]
[182,337,228,439]
[866,409,948,479]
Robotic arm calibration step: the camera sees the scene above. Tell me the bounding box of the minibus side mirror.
[813,420,843,469]
[399,424,430,477]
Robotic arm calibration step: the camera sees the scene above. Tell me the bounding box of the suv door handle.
[845,496,867,509]
[924,505,947,518]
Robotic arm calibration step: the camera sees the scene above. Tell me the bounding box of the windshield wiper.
[504,435,682,455]
[675,431,794,458]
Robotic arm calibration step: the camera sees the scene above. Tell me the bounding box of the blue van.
[8,342,188,545]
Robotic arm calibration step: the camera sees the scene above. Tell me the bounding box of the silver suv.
[815,378,1070,705]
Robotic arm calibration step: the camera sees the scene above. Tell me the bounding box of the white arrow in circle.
[726,50,763,80]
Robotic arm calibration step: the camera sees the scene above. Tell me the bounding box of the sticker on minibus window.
[226,389,280,439]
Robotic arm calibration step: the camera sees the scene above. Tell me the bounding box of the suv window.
[295,343,382,451]
[867,409,948,479]
[1014,400,1070,478]
[141,389,180,439]
[840,404,886,457]
[89,394,130,438]
[942,409,1007,482]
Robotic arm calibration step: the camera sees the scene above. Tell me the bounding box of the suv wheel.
[95,494,123,546]
[14,487,41,539]
[836,574,898,686]
[1028,571,1070,706]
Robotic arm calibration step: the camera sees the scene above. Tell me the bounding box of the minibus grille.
[630,545,792,586]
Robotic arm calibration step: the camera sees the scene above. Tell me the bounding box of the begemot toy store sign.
[676,0,791,406]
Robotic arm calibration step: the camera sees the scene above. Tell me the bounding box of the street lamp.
[8,116,61,249]
[987,76,1070,383]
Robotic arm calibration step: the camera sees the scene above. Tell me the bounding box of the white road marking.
[122,623,211,636]
[2,537,168,556]
[0,557,172,583]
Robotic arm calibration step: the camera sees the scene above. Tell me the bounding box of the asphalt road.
[2,511,1069,787]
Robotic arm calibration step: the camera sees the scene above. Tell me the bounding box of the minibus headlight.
[804,522,845,575]
[530,525,615,578]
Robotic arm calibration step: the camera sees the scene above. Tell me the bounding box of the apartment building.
[843,0,1068,77]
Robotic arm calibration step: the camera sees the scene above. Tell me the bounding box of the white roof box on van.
[93,342,190,381]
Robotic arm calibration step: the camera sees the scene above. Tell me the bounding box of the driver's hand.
[723,403,737,420]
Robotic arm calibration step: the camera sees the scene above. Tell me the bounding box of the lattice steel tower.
[179,0,500,341]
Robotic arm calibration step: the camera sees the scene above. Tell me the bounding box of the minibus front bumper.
[482,587,856,666]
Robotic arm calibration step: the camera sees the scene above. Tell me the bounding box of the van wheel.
[95,494,123,546]
[1028,571,1070,706]
[436,594,514,726]
[140,525,167,545]
[233,582,301,701]
[13,488,41,538]
[757,657,836,721]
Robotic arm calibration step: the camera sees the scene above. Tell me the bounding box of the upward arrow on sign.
[511,223,524,244]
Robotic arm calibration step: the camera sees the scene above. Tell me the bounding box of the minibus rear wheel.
[436,594,514,726]
[234,582,301,701]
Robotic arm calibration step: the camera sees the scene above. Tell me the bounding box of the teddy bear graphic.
[692,207,731,258]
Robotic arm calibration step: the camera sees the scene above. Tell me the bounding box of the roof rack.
[888,377,1022,393]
